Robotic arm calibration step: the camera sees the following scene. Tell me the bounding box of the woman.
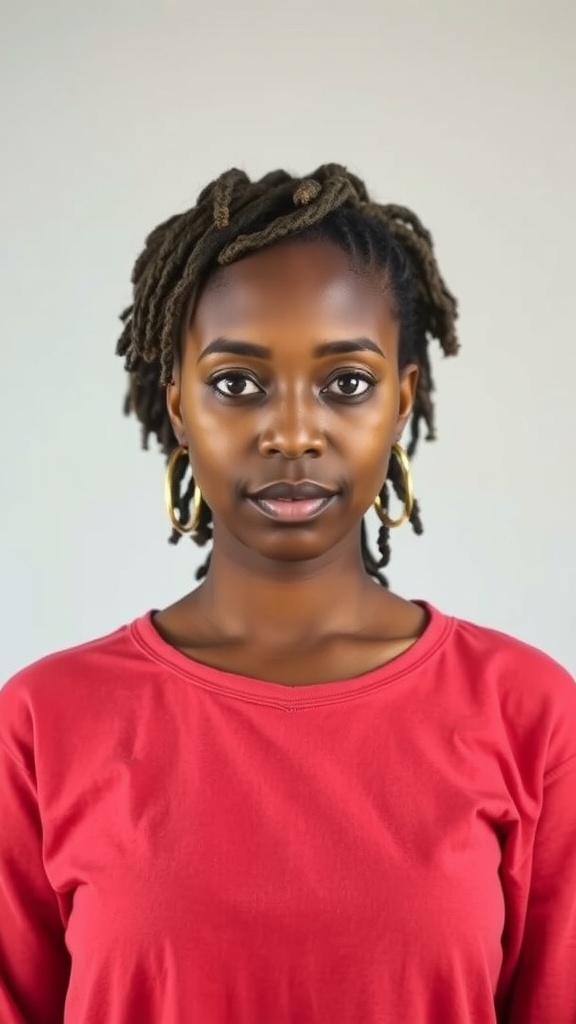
[1,164,575,1024]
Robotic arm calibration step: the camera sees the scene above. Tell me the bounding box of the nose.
[257,393,327,459]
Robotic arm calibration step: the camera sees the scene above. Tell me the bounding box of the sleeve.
[0,737,70,1024]
[506,757,576,1023]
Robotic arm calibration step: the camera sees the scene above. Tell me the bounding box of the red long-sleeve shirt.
[1,603,575,1023]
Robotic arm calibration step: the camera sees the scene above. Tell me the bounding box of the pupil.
[228,377,246,394]
[340,376,358,394]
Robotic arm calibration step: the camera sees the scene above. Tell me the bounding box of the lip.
[248,494,337,523]
[247,480,337,501]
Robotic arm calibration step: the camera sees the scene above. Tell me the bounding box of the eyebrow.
[196,336,385,363]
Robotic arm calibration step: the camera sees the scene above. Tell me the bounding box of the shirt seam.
[0,733,34,782]
[128,615,455,710]
[544,751,576,786]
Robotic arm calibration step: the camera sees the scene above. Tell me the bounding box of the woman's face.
[167,239,418,565]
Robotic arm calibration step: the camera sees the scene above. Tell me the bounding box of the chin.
[246,533,343,565]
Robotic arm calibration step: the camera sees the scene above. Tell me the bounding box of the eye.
[322,372,375,399]
[211,372,263,398]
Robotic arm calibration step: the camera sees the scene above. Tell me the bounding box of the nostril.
[258,433,326,459]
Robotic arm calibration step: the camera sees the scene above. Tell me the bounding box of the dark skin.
[154,239,427,686]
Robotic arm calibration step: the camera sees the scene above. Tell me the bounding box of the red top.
[1,604,575,1024]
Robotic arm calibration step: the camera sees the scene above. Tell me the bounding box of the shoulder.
[446,610,574,693]
[442,608,576,778]
[0,616,146,772]
[1,618,139,699]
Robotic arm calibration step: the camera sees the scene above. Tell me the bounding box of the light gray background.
[1,0,575,681]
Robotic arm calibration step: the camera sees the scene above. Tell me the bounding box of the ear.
[396,363,419,442]
[165,362,187,447]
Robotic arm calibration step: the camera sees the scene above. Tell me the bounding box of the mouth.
[245,480,339,524]
[247,495,337,522]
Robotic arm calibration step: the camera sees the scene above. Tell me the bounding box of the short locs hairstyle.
[116,163,459,585]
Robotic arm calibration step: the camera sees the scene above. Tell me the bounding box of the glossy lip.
[248,494,337,523]
[247,480,338,501]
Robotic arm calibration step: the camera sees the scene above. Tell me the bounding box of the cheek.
[340,381,399,446]
[340,388,399,491]
[181,389,248,488]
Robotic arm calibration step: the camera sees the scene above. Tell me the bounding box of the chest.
[47,701,508,992]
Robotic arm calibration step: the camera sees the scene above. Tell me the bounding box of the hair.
[116,163,459,584]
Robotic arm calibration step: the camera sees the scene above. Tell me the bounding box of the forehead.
[190,239,394,336]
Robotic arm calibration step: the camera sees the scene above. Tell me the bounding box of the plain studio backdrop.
[0,0,575,681]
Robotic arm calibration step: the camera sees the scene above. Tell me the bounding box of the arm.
[505,758,576,1022]
[0,738,70,1024]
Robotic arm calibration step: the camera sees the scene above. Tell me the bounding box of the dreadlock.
[116,163,459,584]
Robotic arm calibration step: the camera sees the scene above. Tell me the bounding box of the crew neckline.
[129,602,454,709]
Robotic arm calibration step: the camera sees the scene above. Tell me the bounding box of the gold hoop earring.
[164,446,203,534]
[373,443,414,529]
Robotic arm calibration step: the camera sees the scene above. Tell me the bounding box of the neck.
[192,527,385,646]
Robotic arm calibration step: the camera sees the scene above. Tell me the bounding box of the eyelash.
[208,369,377,401]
